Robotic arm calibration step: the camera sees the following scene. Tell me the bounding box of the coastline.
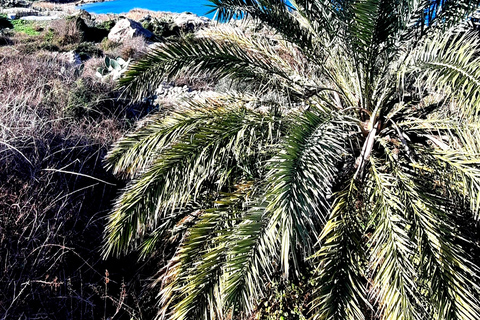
[2,0,212,22]
[1,1,212,27]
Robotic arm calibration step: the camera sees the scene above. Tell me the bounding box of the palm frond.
[223,203,276,317]
[265,109,348,275]
[105,98,230,178]
[119,35,306,100]
[408,30,480,117]
[209,0,317,54]
[167,214,227,320]
[390,156,480,320]
[425,0,480,30]
[103,102,284,257]
[311,181,367,320]
[367,157,421,320]
[159,183,255,319]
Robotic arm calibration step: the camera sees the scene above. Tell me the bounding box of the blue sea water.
[80,0,215,18]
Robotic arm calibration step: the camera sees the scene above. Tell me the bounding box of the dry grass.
[50,18,83,46]
[102,35,149,60]
[0,11,176,318]
[0,47,157,320]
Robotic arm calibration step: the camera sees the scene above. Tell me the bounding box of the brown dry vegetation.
[0,21,159,320]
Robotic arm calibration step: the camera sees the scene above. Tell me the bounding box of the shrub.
[100,37,121,52]
[96,19,116,32]
[12,19,41,36]
[50,19,83,46]
[119,35,147,60]
[74,41,104,60]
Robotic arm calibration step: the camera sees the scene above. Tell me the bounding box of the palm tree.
[103,1,480,319]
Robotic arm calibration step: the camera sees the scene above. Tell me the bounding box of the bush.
[11,19,41,36]
[74,42,104,60]
[50,19,83,46]
[143,17,179,39]
[97,19,116,32]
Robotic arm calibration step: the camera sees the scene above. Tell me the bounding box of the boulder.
[108,18,154,43]
[0,0,29,8]
[173,12,210,32]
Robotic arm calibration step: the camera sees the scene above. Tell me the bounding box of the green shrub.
[143,17,178,39]
[74,42,103,60]
[256,275,313,320]
[12,20,41,36]
[100,37,120,51]
[67,79,95,116]
[96,19,115,31]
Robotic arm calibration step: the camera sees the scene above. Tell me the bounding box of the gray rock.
[21,16,60,21]
[2,8,38,19]
[108,18,154,43]
[0,0,29,8]
[173,12,210,32]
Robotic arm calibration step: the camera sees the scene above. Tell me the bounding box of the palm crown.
[104,1,480,319]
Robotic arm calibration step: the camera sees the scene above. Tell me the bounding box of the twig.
[43,168,117,186]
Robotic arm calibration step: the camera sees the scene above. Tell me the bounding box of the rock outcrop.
[173,12,210,32]
[108,18,154,43]
[0,0,29,8]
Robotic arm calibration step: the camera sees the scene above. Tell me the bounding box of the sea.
[80,0,215,18]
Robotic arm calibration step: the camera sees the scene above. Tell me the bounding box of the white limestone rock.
[108,18,154,43]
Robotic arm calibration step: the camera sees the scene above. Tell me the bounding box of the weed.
[12,20,41,36]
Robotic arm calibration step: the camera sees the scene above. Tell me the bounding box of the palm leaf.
[311,181,367,320]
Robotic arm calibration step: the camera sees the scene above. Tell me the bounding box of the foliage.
[97,19,116,32]
[96,56,130,80]
[142,17,179,39]
[75,41,104,60]
[256,274,313,320]
[12,19,41,36]
[105,1,480,320]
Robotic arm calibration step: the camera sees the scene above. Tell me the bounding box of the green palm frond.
[119,35,308,101]
[311,182,367,320]
[223,203,275,316]
[103,101,284,257]
[159,183,255,320]
[426,0,480,30]
[290,0,346,40]
[209,0,317,53]
[105,99,228,178]
[407,179,480,319]
[167,213,227,320]
[266,109,349,274]
[103,0,480,319]
[379,141,480,319]
[408,30,480,117]
[367,157,421,320]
